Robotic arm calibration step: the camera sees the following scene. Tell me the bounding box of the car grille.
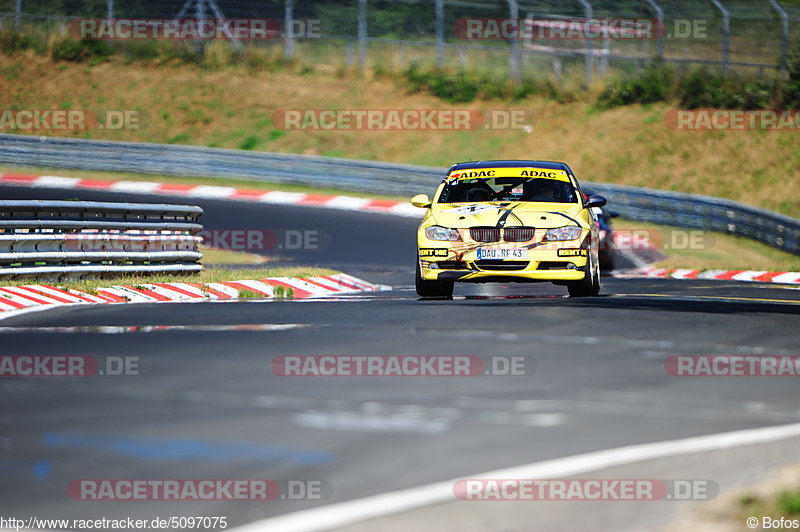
[537,261,572,270]
[470,227,501,243]
[469,227,536,243]
[503,227,536,242]
[434,261,468,270]
[475,260,530,271]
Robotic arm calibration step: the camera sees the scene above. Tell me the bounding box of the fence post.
[358,0,367,73]
[284,0,295,60]
[578,0,593,85]
[644,0,664,60]
[435,0,445,68]
[195,0,205,22]
[770,0,789,77]
[14,0,21,31]
[107,0,113,19]
[600,26,609,75]
[507,0,521,85]
[710,0,729,75]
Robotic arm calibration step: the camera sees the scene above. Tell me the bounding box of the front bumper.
[418,246,589,283]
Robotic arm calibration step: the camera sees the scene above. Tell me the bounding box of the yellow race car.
[412,160,607,298]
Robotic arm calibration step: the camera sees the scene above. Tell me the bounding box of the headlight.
[425,226,462,241]
[542,226,582,242]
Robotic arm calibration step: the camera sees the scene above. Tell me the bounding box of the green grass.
[198,246,269,265]
[737,488,800,525]
[613,219,800,272]
[2,54,798,217]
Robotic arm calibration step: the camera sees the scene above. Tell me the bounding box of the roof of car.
[448,160,573,173]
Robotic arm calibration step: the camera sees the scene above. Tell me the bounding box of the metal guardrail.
[585,183,800,256]
[0,134,797,256]
[0,198,204,278]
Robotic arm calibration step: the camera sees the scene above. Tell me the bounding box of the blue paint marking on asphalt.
[42,432,332,465]
[32,460,51,478]
[0,460,51,478]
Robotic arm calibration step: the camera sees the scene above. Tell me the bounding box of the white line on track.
[229,421,800,532]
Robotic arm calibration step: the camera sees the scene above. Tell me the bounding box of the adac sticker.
[447,167,569,182]
[557,249,587,257]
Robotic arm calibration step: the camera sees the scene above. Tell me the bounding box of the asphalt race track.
[1,185,799,531]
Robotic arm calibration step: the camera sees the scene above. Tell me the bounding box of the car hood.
[429,202,588,229]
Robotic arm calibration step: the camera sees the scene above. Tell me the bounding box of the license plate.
[477,248,528,260]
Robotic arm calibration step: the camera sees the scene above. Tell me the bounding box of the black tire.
[599,249,615,272]
[567,251,600,297]
[415,259,454,298]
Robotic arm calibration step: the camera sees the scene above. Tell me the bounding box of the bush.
[0,30,34,54]
[732,79,775,109]
[51,37,111,62]
[404,64,550,103]
[597,62,673,109]
[782,46,800,108]
[405,65,479,103]
[117,40,162,61]
[677,68,779,109]
[239,135,259,150]
[779,490,800,516]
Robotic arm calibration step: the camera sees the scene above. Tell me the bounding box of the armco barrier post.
[507,0,521,86]
[645,0,665,60]
[435,0,445,68]
[710,0,730,75]
[358,0,367,73]
[770,0,789,77]
[284,0,296,60]
[578,0,593,85]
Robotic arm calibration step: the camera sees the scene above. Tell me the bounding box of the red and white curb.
[0,273,390,316]
[613,267,800,285]
[0,173,423,217]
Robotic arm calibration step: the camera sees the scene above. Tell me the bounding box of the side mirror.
[584,194,607,209]
[411,194,432,208]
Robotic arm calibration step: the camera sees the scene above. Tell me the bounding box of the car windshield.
[438,176,578,204]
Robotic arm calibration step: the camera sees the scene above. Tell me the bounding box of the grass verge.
[657,461,800,532]
[198,246,269,265]
[613,219,800,272]
[1,54,798,217]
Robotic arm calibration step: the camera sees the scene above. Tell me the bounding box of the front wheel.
[415,259,454,298]
[567,251,600,297]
